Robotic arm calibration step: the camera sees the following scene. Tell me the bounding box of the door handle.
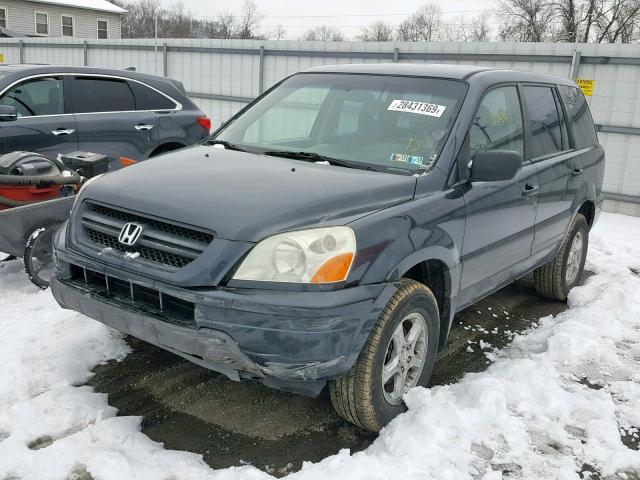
[571,168,584,176]
[134,124,154,131]
[522,184,540,196]
[51,128,75,136]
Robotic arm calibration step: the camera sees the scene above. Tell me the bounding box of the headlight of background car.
[233,227,356,284]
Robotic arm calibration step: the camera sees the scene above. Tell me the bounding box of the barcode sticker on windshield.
[387,100,446,117]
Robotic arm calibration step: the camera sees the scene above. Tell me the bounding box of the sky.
[154,0,499,39]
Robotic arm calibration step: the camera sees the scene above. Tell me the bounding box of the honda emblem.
[118,222,143,246]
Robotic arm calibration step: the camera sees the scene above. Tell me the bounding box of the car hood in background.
[82,146,417,242]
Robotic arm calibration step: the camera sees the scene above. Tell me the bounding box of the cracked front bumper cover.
[51,277,265,381]
[50,277,363,394]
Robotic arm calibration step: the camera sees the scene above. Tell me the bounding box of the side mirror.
[0,105,17,122]
[470,150,522,182]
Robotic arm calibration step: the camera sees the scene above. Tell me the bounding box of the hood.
[82,146,416,242]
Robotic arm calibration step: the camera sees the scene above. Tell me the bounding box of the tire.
[24,223,61,289]
[533,213,589,301]
[329,279,440,432]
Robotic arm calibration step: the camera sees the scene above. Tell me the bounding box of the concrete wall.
[0,37,638,213]
[2,0,121,38]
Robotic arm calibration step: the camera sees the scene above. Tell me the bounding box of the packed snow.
[1,212,640,479]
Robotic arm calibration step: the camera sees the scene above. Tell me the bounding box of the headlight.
[72,174,104,206]
[233,226,356,284]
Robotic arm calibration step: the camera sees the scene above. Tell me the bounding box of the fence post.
[569,49,581,79]
[163,42,168,77]
[19,39,24,63]
[258,45,265,94]
[393,47,399,63]
[83,40,88,66]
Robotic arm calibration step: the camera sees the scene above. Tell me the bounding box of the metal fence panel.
[0,37,639,214]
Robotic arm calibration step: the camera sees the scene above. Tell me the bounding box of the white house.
[0,0,126,39]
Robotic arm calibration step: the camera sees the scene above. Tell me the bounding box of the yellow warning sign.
[576,78,594,96]
[0,53,5,63]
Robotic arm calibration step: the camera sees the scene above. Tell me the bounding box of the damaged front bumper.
[51,244,398,397]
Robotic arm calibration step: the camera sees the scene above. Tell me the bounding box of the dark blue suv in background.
[51,64,605,431]
[0,65,210,166]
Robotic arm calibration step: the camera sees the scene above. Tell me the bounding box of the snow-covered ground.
[1,212,639,480]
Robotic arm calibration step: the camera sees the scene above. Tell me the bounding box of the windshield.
[212,73,467,174]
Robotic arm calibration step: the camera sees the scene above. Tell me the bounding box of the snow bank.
[1,213,640,479]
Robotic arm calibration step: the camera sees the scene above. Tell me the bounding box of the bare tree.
[396,3,443,41]
[413,3,443,41]
[440,16,469,41]
[268,24,287,40]
[498,0,554,42]
[359,20,394,41]
[593,0,640,42]
[112,0,161,38]
[301,25,345,41]
[236,0,263,39]
[215,12,236,39]
[161,1,192,38]
[470,11,492,41]
[111,0,265,39]
[505,0,640,43]
[396,18,422,41]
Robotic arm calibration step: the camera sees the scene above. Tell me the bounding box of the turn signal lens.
[119,156,138,168]
[197,116,211,131]
[311,253,354,283]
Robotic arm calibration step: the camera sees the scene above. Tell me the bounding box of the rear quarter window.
[558,85,598,148]
[129,81,177,110]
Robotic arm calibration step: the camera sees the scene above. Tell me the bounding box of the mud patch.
[578,377,606,390]
[578,462,600,479]
[87,274,568,474]
[66,465,94,480]
[27,435,54,450]
[621,426,640,451]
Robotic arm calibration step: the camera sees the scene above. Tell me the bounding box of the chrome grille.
[79,202,214,270]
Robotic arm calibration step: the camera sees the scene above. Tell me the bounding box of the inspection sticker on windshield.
[387,99,446,117]
[390,153,424,166]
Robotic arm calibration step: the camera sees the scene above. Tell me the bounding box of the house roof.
[27,0,127,14]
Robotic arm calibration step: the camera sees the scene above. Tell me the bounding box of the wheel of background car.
[533,213,589,301]
[329,278,440,432]
[149,143,185,158]
[23,223,61,289]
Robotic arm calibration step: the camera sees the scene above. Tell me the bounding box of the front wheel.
[533,213,589,301]
[329,279,439,431]
[24,223,61,289]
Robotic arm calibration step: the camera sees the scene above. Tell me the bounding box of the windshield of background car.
[213,73,467,174]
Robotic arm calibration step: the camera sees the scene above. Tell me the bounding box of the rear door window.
[558,85,598,148]
[522,86,564,159]
[71,77,135,113]
[0,76,64,117]
[470,85,524,157]
[129,81,177,110]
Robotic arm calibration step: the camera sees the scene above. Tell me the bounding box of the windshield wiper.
[262,150,383,172]
[203,139,247,152]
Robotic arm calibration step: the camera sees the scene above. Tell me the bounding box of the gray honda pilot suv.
[51,64,605,431]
